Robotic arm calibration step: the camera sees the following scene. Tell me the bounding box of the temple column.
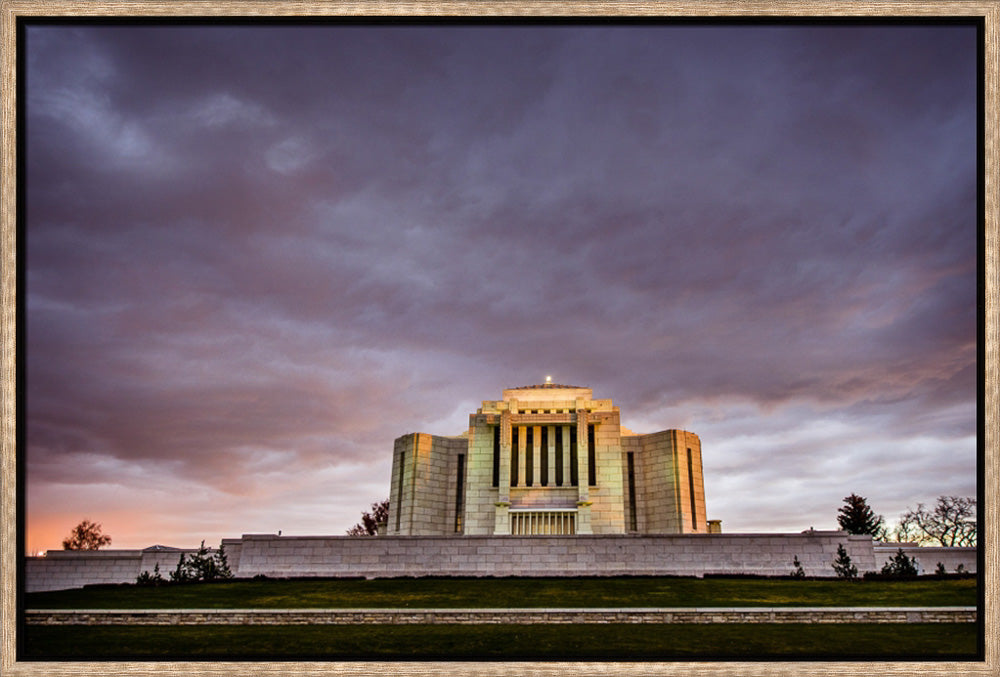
[575,407,592,533]
[562,425,571,486]
[547,425,556,487]
[517,425,526,488]
[532,425,541,487]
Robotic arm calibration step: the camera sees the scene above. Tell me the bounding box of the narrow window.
[540,426,549,486]
[525,426,534,486]
[627,452,637,532]
[555,426,564,486]
[395,450,405,531]
[687,448,697,530]
[510,427,519,487]
[492,426,500,488]
[588,424,597,486]
[570,427,578,486]
[454,454,465,533]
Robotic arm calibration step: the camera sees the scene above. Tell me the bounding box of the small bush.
[791,556,805,578]
[136,563,165,586]
[168,541,235,584]
[832,544,857,580]
[935,562,947,577]
[880,549,919,578]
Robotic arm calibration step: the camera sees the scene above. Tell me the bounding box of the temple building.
[387,383,714,536]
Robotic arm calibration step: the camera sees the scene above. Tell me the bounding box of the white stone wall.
[28,533,979,592]
[873,544,977,574]
[621,436,645,532]
[387,433,466,535]
[26,550,144,592]
[588,410,626,534]
[203,532,884,579]
[26,547,206,593]
[463,415,497,535]
[635,429,706,534]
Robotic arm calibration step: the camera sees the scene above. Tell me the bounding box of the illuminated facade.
[386,383,712,536]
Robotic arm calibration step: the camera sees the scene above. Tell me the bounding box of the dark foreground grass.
[24,576,978,610]
[22,623,979,661]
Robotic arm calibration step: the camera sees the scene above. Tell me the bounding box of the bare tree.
[891,511,921,543]
[347,499,389,536]
[62,519,112,550]
[896,496,977,547]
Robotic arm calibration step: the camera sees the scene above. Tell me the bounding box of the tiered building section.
[387,384,709,536]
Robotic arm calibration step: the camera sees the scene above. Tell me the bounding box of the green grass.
[22,623,980,660]
[25,576,978,610]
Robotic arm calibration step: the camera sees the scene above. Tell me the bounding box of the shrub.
[170,553,192,583]
[136,563,165,586]
[791,556,805,578]
[880,549,919,578]
[832,544,857,579]
[935,562,947,577]
[169,541,235,583]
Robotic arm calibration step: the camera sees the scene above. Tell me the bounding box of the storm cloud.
[24,23,978,550]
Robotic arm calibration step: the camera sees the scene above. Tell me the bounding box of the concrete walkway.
[25,606,977,625]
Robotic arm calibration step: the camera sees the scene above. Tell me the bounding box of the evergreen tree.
[836,494,885,538]
[832,544,858,579]
[167,542,234,583]
[214,542,233,579]
[169,553,191,582]
[880,548,919,577]
[136,563,165,586]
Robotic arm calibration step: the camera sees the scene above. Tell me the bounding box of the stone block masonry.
[231,532,880,579]
[873,544,978,575]
[25,607,977,626]
[26,545,225,593]
[25,532,978,593]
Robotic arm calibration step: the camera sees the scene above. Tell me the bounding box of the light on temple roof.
[545,375,552,383]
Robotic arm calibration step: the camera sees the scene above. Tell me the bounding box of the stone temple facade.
[387,383,713,536]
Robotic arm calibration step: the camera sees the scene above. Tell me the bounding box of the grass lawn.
[22,623,980,660]
[24,575,978,610]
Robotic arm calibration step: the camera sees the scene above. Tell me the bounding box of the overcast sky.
[24,22,978,552]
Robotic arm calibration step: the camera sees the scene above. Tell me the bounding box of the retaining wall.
[25,532,976,593]
[873,544,977,575]
[233,532,878,579]
[26,547,209,593]
[25,607,977,625]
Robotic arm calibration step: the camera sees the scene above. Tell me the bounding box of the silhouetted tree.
[832,544,858,579]
[896,496,976,547]
[891,513,921,543]
[215,542,233,578]
[136,563,165,586]
[836,494,885,539]
[347,499,389,536]
[62,519,112,550]
[169,541,234,582]
[170,553,192,582]
[880,549,919,577]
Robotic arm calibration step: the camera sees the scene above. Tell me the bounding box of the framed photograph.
[2,1,995,675]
